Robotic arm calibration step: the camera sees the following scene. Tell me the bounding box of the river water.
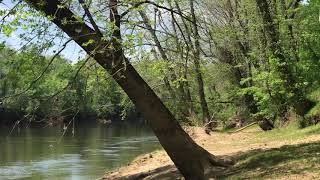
[0,124,160,180]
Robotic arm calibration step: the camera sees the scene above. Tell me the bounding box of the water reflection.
[0,124,160,180]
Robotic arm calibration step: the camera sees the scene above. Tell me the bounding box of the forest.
[0,0,320,179]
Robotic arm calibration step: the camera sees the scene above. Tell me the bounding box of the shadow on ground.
[219,141,320,179]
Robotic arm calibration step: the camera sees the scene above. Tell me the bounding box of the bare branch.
[78,0,103,37]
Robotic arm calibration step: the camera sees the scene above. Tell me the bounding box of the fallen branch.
[229,122,257,134]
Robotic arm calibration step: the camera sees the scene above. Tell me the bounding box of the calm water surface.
[0,124,160,180]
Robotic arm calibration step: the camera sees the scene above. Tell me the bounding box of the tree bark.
[24,0,232,179]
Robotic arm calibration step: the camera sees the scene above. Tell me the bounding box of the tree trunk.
[139,11,176,102]
[190,0,210,124]
[216,46,259,117]
[175,0,209,123]
[279,0,300,62]
[139,10,189,118]
[168,3,196,119]
[220,1,261,122]
[24,0,232,178]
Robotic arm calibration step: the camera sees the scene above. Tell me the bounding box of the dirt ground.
[100,125,320,180]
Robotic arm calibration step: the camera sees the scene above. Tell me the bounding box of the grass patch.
[220,142,320,179]
[248,122,320,143]
[218,123,320,179]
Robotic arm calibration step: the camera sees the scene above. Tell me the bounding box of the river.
[0,123,160,180]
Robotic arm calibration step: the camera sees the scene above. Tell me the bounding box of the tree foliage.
[0,0,319,128]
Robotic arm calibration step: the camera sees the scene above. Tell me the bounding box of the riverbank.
[101,124,320,179]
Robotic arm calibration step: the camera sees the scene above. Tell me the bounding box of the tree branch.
[78,0,103,37]
[120,0,195,26]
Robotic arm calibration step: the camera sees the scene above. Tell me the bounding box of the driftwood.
[225,118,245,129]
[229,122,257,133]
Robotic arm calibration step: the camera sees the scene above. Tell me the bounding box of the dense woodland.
[0,0,319,129]
[0,0,320,179]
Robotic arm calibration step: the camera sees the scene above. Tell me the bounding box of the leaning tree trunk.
[24,0,232,179]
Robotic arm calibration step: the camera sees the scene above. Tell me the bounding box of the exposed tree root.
[103,157,233,180]
[208,154,234,167]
